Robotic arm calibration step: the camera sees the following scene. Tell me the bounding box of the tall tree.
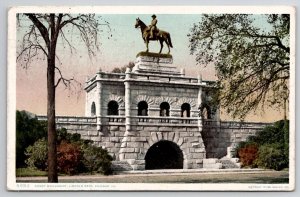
[188,14,290,119]
[17,14,109,182]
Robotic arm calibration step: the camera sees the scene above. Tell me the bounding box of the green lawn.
[16,168,47,177]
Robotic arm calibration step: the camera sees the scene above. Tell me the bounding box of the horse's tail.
[167,33,173,48]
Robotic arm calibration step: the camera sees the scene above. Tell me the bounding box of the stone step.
[219,158,240,169]
[111,161,133,172]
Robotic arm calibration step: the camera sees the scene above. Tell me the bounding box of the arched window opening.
[138,101,148,116]
[199,103,211,119]
[181,103,191,117]
[160,102,170,117]
[91,102,96,116]
[107,100,119,115]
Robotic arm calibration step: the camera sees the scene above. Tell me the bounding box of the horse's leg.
[166,41,170,54]
[159,39,163,54]
[145,39,149,53]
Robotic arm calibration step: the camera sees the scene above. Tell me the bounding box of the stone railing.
[131,116,200,125]
[220,121,271,129]
[103,116,126,123]
[37,115,97,124]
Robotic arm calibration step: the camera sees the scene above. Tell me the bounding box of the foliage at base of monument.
[25,138,48,170]
[57,141,82,175]
[238,144,258,168]
[82,145,113,175]
[24,128,113,175]
[18,111,113,175]
[235,120,289,170]
[16,110,47,168]
[188,14,290,119]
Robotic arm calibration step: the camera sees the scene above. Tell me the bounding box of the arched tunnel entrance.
[145,140,183,170]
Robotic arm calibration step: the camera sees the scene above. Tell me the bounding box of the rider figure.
[149,14,157,39]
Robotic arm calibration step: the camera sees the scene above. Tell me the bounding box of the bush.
[25,138,47,170]
[16,110,47,168]
[57,141,82,175]
[82,144,113,175]
[238,144,258,167]
[235,120,289,170]
[255,143,288,171]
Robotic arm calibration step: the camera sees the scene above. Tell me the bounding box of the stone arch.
[134,95,155,107]
[160,102,170,116]
[107,100,119,115]
[145,140,183,169]
[199,103,212,119]
[91,102,96,116]
[145,132,188,168]
[138,101,148,116]
[181,103,191,117]
[104,95,124,108]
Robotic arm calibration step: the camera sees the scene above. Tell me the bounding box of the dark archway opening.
[107,100,119,115]
[91,102,96,116]
[138,101,148,116]
[145,140,183,170]
[160,102,170,116]
[181,103,191,117]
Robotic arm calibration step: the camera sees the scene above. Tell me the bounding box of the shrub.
[255,143,288,171]
[238,143,258,167]
[57,141,82,175]
[25,138,47,170]
[82,144,113,175]
[16,110,47,168]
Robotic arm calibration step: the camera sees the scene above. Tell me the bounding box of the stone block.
[120,148,135,153]
[189,137,200,143]
[144,126,158,131]
[110,126,119,131]
[177,138,184,146]
[143,143,150,149]
[180,132,189,137]
[191,142,201,148]
[151,132,158,142]
[124,153,138,159]
[132,164,145,171]
[173,133,179,144]
[168,132,175,141]
[114,131,124,137]
[121,143,127,148]
[203,158,218,164]
[129,142,140,148]
[162,132,168,140]
[194,148,205,153]
[110,137,119,142]
[158,127,173,132]
[157,132,162,140]
[192,153,205,159]
[131,137,147,142]
[173,127,186,132]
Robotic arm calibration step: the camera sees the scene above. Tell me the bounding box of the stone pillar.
[197,74,203,127]
[96,72,103,133]
[125,68,132,133]
[85,77,89,117]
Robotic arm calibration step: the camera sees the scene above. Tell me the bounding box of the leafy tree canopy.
[188,14,290,119]
[111,61,135,73]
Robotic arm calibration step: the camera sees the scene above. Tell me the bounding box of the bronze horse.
[135,18,173,54]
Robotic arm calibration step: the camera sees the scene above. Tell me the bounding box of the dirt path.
[16,169,289,184]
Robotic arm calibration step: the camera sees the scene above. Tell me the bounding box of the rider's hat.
[151,14,156,18]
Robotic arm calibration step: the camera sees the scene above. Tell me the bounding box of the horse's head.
[135,18,141,28]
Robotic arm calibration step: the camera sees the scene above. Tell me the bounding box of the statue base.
[132,52,182,76]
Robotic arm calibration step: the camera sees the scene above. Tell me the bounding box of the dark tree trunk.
[47,50,58,183]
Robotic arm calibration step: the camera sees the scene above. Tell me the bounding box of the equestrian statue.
[135,15,173,54]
